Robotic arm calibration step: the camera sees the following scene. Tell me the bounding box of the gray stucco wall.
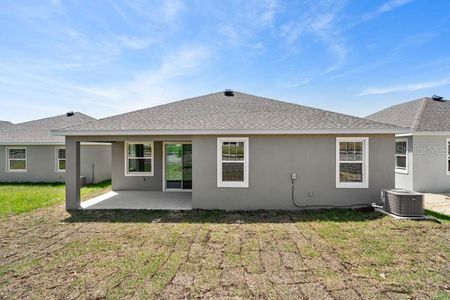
[412,135,450,193]
[111,141,163,191]
[395,136,413,191]
[192,134,395,210]
[80,145,112,183]
[0,144,111,183]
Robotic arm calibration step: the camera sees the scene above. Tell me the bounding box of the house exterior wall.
[111,141,163,191]
[395,136,414,191]
[64,134,395,210]
[411,135,450,193]
[192,134,395,210]
[0,144,111,183]
[80,145,112,183]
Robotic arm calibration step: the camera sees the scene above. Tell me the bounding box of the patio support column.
[65,137,80,210]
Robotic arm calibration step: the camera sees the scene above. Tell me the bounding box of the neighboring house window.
[56,147,66,172]
[125,142,154,176]
[447,138,450,175]
[336,137,369,188]
[217,137,249,187]
[395,138,408,174]
[7,147,27,172]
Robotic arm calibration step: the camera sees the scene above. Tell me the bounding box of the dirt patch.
[0,206,449,299]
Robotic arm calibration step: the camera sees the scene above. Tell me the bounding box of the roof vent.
[431,95,444,101]
[66,111,74,117]
[224,89,234,97]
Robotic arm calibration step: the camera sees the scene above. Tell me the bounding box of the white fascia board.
[0,142,64,146]
[52,128,407,136]
[409,131,450,136]
[0,142,111,146]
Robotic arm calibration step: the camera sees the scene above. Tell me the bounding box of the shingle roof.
[0,121,13,128]
[55,91,401,135]
[366,97,450,132]
[0,113,95,144]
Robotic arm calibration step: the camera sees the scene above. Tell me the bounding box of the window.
[447,138,450,176]
[336,137,369,188]
[395,138,408,174]
[56,147,66,172]
[217,137,249,187]
[7,147,27,172]
[125,142,154,176]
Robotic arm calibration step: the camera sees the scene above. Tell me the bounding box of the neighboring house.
[0,121,13,128]
[0,112,111,184]
[367,95,450,193]
[53,91,403,210]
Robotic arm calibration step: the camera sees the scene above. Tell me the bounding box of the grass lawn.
[0,180,111,218]
[0,207,449,299]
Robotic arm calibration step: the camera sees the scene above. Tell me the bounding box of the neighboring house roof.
[0,112,95,144]
[53,91,402,136]
[0,121,13,128]
[366,97,450,133]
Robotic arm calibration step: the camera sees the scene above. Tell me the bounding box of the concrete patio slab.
[424,193,450,215]
[81,191,192,210]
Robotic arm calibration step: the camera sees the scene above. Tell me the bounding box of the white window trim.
[55,146,66,173]
[447,138,450,176]
[336,137,369,189]
[395,138,408,174]
[6,146,27,173]
[217,137,249,188]
[124,141,154,176]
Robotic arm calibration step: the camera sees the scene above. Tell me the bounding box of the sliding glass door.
[164,143,192,190]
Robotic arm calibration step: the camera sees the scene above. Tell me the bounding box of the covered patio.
[81,191,192,210]
[62,135,194,210]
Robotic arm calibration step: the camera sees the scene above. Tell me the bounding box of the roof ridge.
[15,112,94,126]
[412,98,429,131]
[89,91,223,123]
[235,91,396,126]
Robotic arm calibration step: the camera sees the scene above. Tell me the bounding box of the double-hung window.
[447,138,450,175]
[7,147,27,172]
[395,138,408,174]
[217,137,249,187]
[125,142,154,176]
[336,137,369,188]
[56,147,66,172]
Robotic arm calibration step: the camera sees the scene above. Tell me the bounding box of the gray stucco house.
[0,112,111,184]
[367,96,450,193]
[53,91,403,210]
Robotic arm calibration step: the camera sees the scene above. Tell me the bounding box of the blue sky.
[1,0,449,123]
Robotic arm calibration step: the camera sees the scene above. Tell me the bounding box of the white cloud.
[280,22,305,45]
[50,0,61,7]
[0,44,212,122]
[258,0,280,26]
[162,0,184,20]
[123,0,185,26]
[378,0,413,13]
[357,77,450,96]
[279,78,312,88]
[108,0,132,25]
[116,36,156,50]
[358,0,413,23]
[278,1,348,71]
[217,0,280,50]
[71,45,212,112]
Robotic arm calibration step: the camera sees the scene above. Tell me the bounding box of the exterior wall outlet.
[291,173,297,180]
[308,192,314,197]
